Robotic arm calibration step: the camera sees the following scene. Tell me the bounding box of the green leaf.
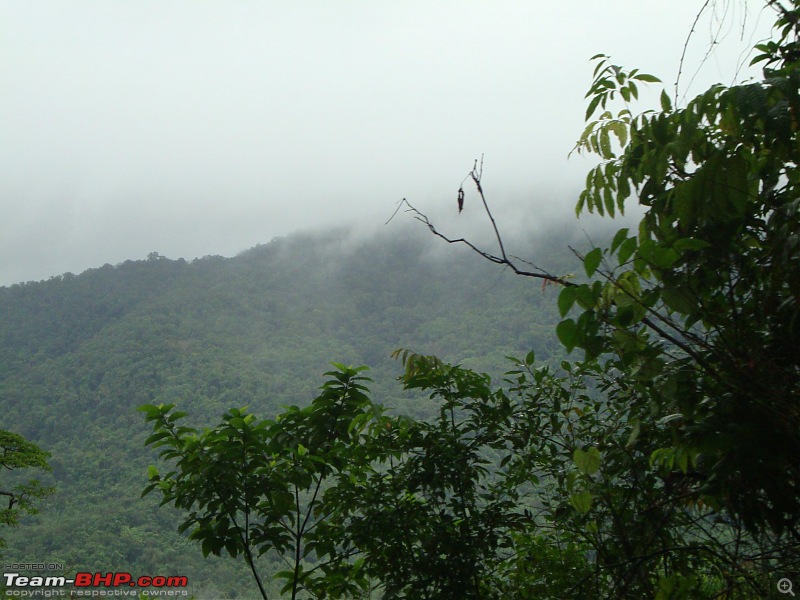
[600,128,612,158]
[618,237,637,264]
[556,319,578,352]
[638,240,679,269]
[610,228,630,253]
[575,190,587,216]
[558,286,578,317]
[575,284,598,310]
[225,537,239,558]
[201,536,214,558]
[569,490,593,514]
[610,121,628,148]
[167,411,188,423]
[626,419,641,448]
[677,451,690,474]
[660,287,696,314]
[585,95,602,121]
[144,431,171,446]
[673,237,710,252]
[660,89,672,112]
[584,248,603,277]
[615,304,636,326]
[749,53,771,66]
[573,447,601,475]
[603,187,615,217]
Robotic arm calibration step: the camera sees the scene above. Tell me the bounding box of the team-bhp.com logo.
[4,572,188,596]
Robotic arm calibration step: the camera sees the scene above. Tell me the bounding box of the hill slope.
[0,223,575,598]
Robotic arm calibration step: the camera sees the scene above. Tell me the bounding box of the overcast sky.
[0,1,774,286]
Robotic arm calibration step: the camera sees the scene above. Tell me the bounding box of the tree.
[563,1,800,536]
[141,364,381,599]
[331,351,521,599]
[0,430,54,551]
[143,359,523,599]
[142,2,799,597]
[386,0,799,592]
[144,353,793,598]
[403,0,799,539]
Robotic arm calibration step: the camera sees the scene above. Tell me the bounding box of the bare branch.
[0,490,17,510]
[676,0,712,104]
[469,155,510,265]
[396,198,573,287]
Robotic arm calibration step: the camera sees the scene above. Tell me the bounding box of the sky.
[0,1,775,286]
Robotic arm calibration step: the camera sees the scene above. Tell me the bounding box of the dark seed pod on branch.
[457,187,465,213]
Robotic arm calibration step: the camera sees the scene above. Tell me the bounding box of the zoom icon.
[778,578,795,596]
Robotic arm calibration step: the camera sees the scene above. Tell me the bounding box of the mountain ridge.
[1,222,577,597]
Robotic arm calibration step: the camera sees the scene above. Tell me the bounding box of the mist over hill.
[0,221,583,597]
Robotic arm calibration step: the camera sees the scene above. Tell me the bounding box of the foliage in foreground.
[142,2,799,597]
[0,430,54,551]
[143,355,794,599]
[566,2,800,535]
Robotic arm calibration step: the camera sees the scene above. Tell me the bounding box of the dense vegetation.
[0,224,573,598]
[143,2,799,597]
[0,431,53,548]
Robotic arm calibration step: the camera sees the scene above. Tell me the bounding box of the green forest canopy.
[0,225,573,598]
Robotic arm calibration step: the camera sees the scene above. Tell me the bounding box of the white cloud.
[0,0,772,285]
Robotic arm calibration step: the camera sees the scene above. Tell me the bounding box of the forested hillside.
[0,223,576,598]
